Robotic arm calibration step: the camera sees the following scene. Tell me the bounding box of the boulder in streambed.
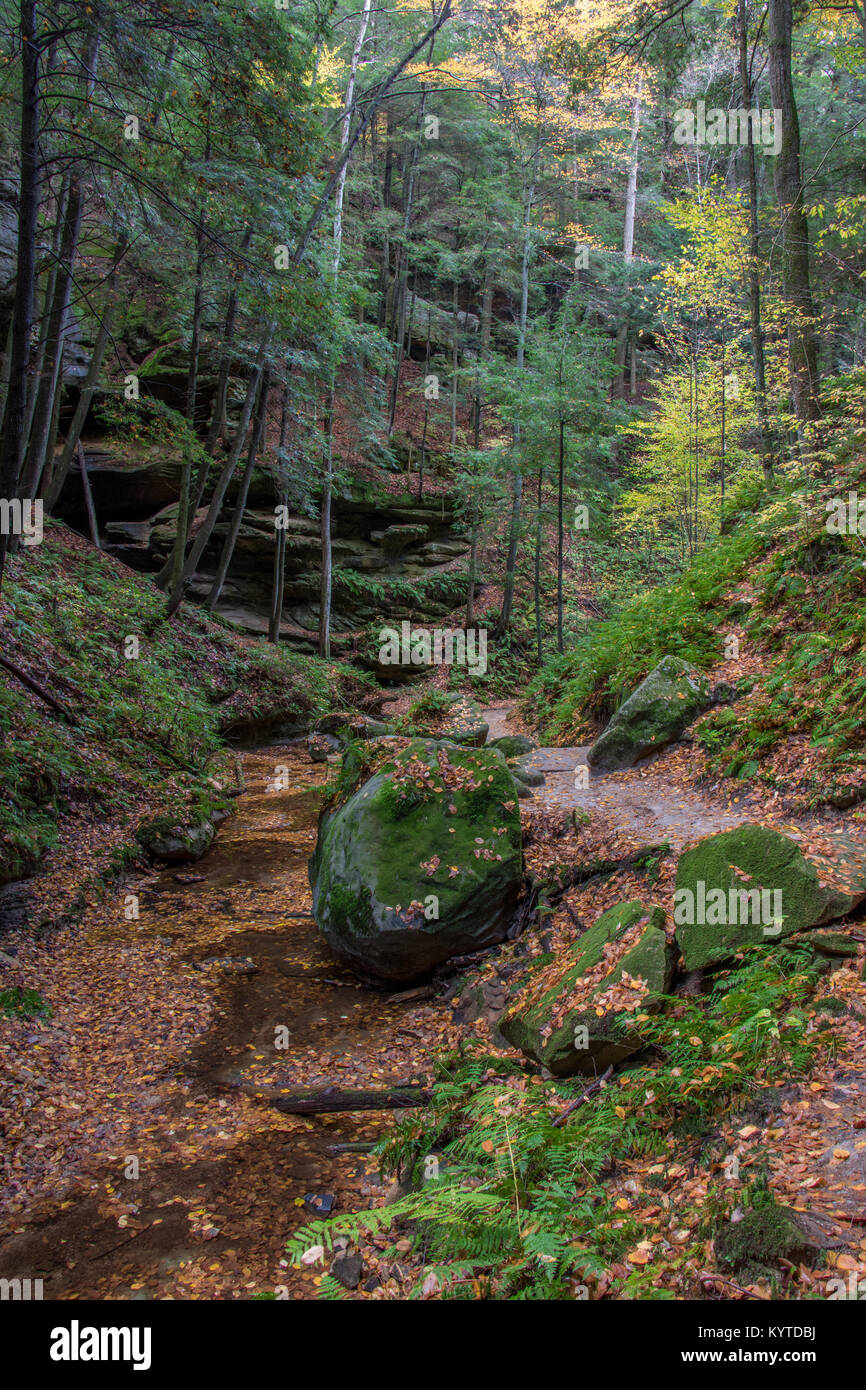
[309,739,523,983]
[500,901,676,1076]
[491,734,536,758]
[142,819,216,864]
[587,656,712,773]
[674,824,856,971]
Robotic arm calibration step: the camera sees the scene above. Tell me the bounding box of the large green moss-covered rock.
[500,901,675,1076]
[675,824,854,970]
[310,739,522,983]
[587,656,712,772]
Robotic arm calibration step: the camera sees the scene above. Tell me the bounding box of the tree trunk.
[497,142,538,639]
[738,0,772,477]
[268,383,291,644]
[319,0,374,659]
[205,368,270,612]
[768,0,821,424]
[0,0,39,597]
[557,416,565,655]
[77,439,100,548]
[159,194,208,592]
[199,223,253,493]
[18,177,82,507]
[613,77,642,397]
[44,239,126,511]
[166,321,274,618]
[388,89,425,437]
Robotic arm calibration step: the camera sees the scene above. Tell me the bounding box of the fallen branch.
[552,1065,613,1128]
[699,1271,770,1301]
[0,651,77,722]
[236,1081,432,1114]
[325,1141,377,1156]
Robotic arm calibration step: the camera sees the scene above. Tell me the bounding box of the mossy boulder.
[715,1203,819,1273]
[787,929,859,959]
[675,824,854,970]
[309,739,522,983]
[314,711,390,743]
[500,901,675,1076]
[441,695,488,748]
[508,757,545,787]
[491,734,536,758]
[144,820,215,863]
[587,656,712,772]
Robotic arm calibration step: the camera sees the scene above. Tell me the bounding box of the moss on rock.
[675,824,854,970]
[715,1202,815,1274]
[310,739,523,983]
[587,656,712,773]
[500,901,675,1075]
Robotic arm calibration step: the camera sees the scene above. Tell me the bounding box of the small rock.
[363,1275,381,1293]
[303,1192,335,1216]
[194,956,258,975]
[331,1253,363,1289]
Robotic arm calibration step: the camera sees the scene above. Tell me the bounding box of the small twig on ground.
[552,1065,613,1128]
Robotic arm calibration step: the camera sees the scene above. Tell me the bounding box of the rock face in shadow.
[309,739,523,984]
[54,449,471,653]
[587,656,712,772]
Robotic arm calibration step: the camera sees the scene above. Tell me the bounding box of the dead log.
[325,1141,377,1156]
[238,1081,432,1114]
[0,650,76,722]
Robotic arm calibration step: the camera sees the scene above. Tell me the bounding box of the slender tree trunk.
[377,122,393,331]
[388,90,425,437]
[0,0,39,597]
[159,190,208,592]
[613,77,642,397]
[199,222,253,499]
[268,383,291,644]
[77,439,99,548]
[720,319,726,507]
[18,22,98,509]
[320,0,374,659]
[497,140,539,639]
[534,463,543,664]
[44,238,126,511]
[18,177,82,505]
[557,415,565,655]
[466,522,477,627]
[205,368,269,612]
[166,321,274,618]
[23,172,67,450]
[738,0,772,477]
[768,0,821,425]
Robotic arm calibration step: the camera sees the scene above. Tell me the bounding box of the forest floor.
[2,705,866,1300]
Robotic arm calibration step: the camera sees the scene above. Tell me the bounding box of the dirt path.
[4,713,866,1302]
[0,744,449,1300]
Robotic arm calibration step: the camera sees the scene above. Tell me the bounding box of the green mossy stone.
[587,656,712,772]
[675,824,854,970]
[508,758,545,787]
[788,929,859,958]
[715,1203,815,1273]
[492,735,536,758]
[310,739,522,983]
[500,901,675,1076]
